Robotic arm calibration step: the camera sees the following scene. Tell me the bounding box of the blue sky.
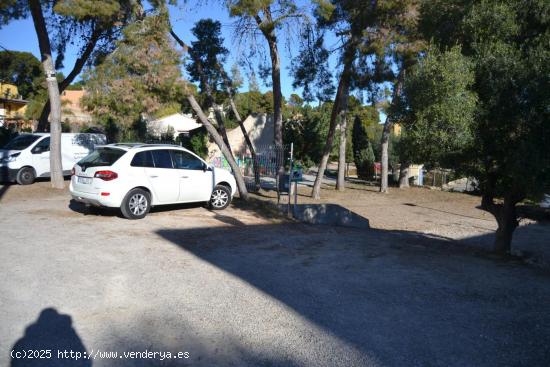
[0,2,385,120]
[0,2,316,98]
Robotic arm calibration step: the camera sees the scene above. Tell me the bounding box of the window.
[31,137,50,154]
[151,150,173,169]
[3,134,40,150]
[171,150,204,170]
[78,148,126,169]
[130,151,154,167]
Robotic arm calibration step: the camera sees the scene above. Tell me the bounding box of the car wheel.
[16,167,36,185]
[121,188,151,219]
[209,184,231,210]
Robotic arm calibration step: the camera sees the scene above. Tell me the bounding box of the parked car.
[0,133,106,185]
[69,143,236,219]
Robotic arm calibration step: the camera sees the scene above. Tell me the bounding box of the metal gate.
[210,144,289,192]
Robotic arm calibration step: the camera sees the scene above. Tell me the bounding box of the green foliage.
[152,102,183,119]
[178,127,208,159]
[103,117,120,143]
[160,125,176,142]
[291,28,335,102]
[228,0,298,32]
[284,103,332,168]
[66,81,85,90]
[2,0,140,73]
[352,115,375,179]
[288,93,303,108]
[61,120,72,132]
[395,45,477,167]
[233,91,274,117]
[229,0,274,17]
[0,51,43,99]
[347,98,380,161]
[24,72,66,120]
[53,0,123,21]
[422,0,550,203]
[186,19,228,95]
[82,13,186,136]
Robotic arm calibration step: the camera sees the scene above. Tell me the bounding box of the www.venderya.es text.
[11,349,190,361]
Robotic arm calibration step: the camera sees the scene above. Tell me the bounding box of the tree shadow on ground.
[156,216,550,366]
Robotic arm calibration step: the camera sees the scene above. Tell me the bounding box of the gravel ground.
[262,180,550,266]
[1,181,549,366]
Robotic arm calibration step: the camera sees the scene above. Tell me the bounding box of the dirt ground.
[1,180,549,366]
[256,179,550,266]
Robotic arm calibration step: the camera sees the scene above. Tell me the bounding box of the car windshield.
[78,148,126,169]
[3,135,41,150]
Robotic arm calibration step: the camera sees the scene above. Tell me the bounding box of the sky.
[0,2,314,98]
[0,2,385,120]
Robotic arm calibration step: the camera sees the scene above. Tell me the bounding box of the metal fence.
[210,144,289,192]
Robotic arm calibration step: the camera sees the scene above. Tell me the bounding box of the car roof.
[96,143,191,152]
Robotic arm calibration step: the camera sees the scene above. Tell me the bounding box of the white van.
[0,133,106,185]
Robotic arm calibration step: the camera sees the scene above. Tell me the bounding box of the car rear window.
[78,148,126,169]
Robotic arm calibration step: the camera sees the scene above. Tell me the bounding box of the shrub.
[352,115,375,179]
[178,127,208,158]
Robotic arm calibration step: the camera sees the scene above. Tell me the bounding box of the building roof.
[0,97,28,105]
[149,113,202,133]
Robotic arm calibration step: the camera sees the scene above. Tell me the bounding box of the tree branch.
[59,25,102,91]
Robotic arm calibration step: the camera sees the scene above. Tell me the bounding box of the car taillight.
[94,170,118,181]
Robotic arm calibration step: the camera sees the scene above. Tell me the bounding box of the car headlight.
[1,153,20,163]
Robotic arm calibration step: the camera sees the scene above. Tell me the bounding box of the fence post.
[288,143,293,217]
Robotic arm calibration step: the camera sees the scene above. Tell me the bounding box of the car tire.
[121,188,151,220]
[16,167,36,185]
[209,184,231,210]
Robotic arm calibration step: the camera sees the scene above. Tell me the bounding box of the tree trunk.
[168,29,233,158]
[187,95,249,200]
[398,163,410,188]
[266,37,283,147]
[380,70,404,193]
[494,202,517,255]
[336,90,350,191]
[36,101,51,132]
[380,123,390,191]
[255,11,283,147]
[227,94,260,189]
[311,67,351,199]
[482,193,520,255]
[212,103,232,152]
[29,0,64,189]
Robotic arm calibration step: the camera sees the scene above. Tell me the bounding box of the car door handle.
[180,175,188,178]
[149,175,158,178]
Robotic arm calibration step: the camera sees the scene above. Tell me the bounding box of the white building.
[147,113,202,139]
[207,114,274,159]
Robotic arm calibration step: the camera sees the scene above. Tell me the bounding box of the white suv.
[69,144,236,219]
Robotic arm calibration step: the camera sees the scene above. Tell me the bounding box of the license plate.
[78,176,92,184]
